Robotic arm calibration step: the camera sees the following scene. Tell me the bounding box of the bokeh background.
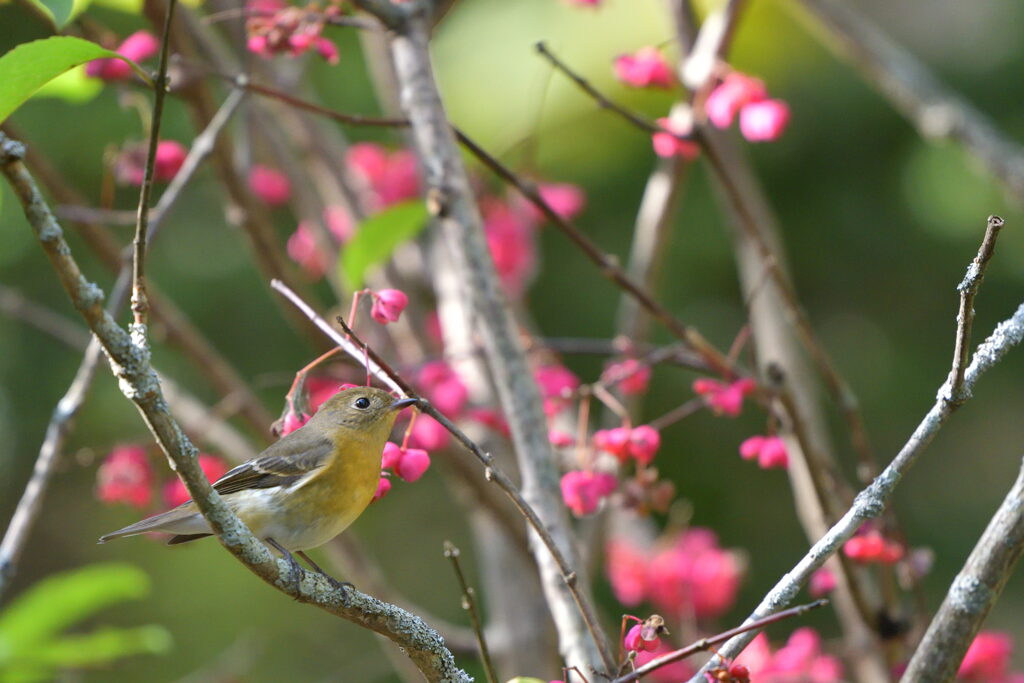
[2,0,1024,680]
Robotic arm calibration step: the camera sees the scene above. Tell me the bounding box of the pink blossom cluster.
[606,528,744,620]
[843,528,905,564]
[601,358,651,395]
[286,143,420,279]
[560,470,617,516]
[246,0,339,64]
[593,425,661,465]
[706,72,790,142]
[733,628,844,682]
[86,31,159,81]
[115,140,187,186]
[96,445,230,511]
[693,377,756,416]
[613,47,673,90]
[958,631,1024,683]
[739,434,788,469]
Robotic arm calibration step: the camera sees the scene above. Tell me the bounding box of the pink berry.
[739,99,790,142]
[613,47,673,89]
[96,445,153,509]
[248,165,292,206]
[381,441,403,470]
[371,288,409,325]
[372,476,392,502]
[395,448,431,482]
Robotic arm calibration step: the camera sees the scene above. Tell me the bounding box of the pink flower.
[959,632,1014,681]
[417,361,469,416]
[648,528,743,619]
[606,539,648,605]
[371,288,409,325]
[603,358,651,395]
[381,441,403,470]
[394,448,431,482]
[843,530,904,564]
[346,143,420,210]
[287,207,353,277]
[739,99,790,142]
[628,425,661,464]
[314,37,339,64]
[154,140,187,182]
[97,445,153,509]
[408,415,450,450]
[693,377,756,416]
[652,117,700,160]
[560,470,617,516]
[534,363,579,415]
[614,47,673,89]
[248,165,292,206]
[809,568,837,598]
[594,427,631,460]
[739,435,789,469]
[549,429,575,448]
[520,182,587,223]
[162,454,229,508]
[735,628,845,683]
[371,476,392,502]
[86,31,159,81]
[705,72,767,128]
[624,623,660,652]
[482,197,536,298]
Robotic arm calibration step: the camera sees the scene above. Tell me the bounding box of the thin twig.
[689,301,1024,679]
[0,133,469,683]
[948,215,1004,403]
[131,0,178,326]
[443,541,498,683]
[901,456,1024,681]
[271,280,614,673]
[613,599,828,683]
[0,339,104,599]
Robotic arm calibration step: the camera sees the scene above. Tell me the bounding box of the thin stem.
[948,215,1004,403]
[613,600,828,683]
[131,0,178,326]
[443,541,498,683]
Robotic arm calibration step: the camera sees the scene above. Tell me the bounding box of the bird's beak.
[389,397,419,411]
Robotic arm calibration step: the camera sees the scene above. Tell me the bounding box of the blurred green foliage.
[2,0,1024,680]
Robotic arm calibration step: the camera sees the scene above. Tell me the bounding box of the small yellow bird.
[99,386,414,581]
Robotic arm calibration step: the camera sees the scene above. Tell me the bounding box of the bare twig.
[443,542,498,683]
[272,279,613,673]
[901,456,1024,682]
[0,339,104,599]
[689,301,1024,680]
[613,599,828,683]
[0,133,469,683]
[131,0,178,326]
[948,215,1005,403]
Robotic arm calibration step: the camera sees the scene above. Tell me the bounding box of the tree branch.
[0,132,469,683]
[901,456,1024,681]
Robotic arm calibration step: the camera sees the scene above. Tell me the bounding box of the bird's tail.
[98,504,204,543]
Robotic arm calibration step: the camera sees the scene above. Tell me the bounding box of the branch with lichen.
[0,132,469,683]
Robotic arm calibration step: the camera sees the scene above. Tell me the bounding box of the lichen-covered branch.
[0,132,469,683]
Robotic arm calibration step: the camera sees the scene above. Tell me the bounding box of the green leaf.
[10,625,171,669]
[0,37,151,124]
[0,564,150,651]
[340,200,429,291]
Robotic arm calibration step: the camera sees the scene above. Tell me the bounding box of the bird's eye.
[354,397,371,410]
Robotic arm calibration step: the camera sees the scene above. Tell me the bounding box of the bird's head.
[310,386,416,438]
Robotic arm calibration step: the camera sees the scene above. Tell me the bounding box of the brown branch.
[613,599,828,683]
[272,279,614,673]
[131,0,177,326]
[0,132,469,683]
[901,456,1024,681]
[948,215,1005,404]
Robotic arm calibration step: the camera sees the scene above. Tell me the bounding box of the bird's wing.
[213,435,335,495]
